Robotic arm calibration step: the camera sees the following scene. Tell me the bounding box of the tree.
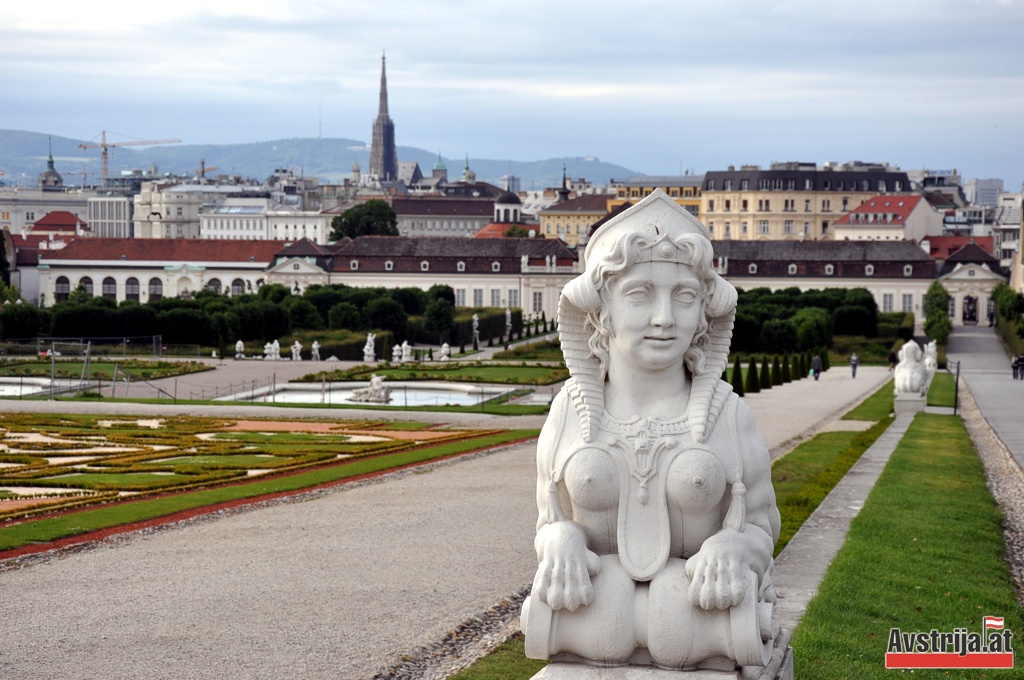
[424,298,455,342]
[285,298,324,331]
[330,199,399,240]
[744,357,760,393]
[781,355,792,383]
[327,302,362,330]
[427,284,455,306]
[503,225,531,238]
[365,297,408,339]
[759,356,772,390]
[730,356,744,397]
[771,356,782,385]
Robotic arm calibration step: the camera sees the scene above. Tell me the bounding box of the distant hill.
[0,130,640,190]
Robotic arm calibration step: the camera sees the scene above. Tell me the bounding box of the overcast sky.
[4,0,1024,188]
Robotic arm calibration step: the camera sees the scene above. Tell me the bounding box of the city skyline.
[4,1,1024,188]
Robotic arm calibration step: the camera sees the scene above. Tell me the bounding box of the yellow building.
[538,193,615,247]
[700,162,911,241]
[609,175,702,220]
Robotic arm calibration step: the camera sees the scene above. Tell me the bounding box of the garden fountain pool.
[215,381,514,408]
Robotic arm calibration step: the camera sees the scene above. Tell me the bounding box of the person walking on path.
[888,348,898,372]
[811,354,823,380]
[850,352,860,378]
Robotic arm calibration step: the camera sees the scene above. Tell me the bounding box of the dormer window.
[865,264,875,276]
[350,260,359,271]
[457,261,466,272]
[421,261,430,272]
[492,261,500,272]
[825,264,835,276]
[787,263,797,275]
[385,260,393,271]
[903,264,913,277]
[748,263,758,274]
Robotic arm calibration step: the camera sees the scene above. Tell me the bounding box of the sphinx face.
[604,261,702,373]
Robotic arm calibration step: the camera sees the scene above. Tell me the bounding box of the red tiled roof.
[834,195,922,226]
[925,236,995,259]
[38,238,290,263]
[31,210,88,231]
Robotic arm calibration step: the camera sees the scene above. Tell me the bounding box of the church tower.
[369,52,398,181]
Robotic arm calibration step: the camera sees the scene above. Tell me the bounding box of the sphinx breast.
[563,447,618,512]
[666,443,727,514]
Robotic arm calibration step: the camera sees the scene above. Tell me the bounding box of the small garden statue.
[363,333,376,364]
[349,374,391,403]
[311,340,321,362]
[235,339,245,359]
[472,313,480,346]
[505,307,512,340]
[895,340,928,396]
[401,340,412,363]
[440,342,451,361]
[392,344,402,363]
[291,340,302,361]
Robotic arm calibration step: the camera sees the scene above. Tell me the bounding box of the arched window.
[102,277,117,300]
[149,278,163,301]
[350,260,359,270]
[231,279,244,296]
[903,264,913,277]
[206,278,222,294]
[457,261,465,272]
[80,277,94,297]
[748,263,758,274]
[865,264,875,277]
[385,261,394,271]
[787,263,797,275]
[421,260,430,271]
[55,276,70,303]
[126,277,140,302]
[825,264,835,276]
[492,262,500,272]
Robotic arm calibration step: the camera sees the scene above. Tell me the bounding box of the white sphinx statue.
[923,340,938,384]
[522,190,780,674]
[894,340,929,396]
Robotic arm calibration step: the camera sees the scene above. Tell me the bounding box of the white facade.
[38,256,269,306]
[200,198,271,240]
[87,196,132,238]
[267,211,331,245]
[264,258,574,320]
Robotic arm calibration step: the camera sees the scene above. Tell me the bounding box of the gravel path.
[0,366,892,679]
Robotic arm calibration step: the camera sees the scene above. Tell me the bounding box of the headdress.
[558,189,737,443]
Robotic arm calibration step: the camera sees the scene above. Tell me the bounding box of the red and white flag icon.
[984,616,1004,630]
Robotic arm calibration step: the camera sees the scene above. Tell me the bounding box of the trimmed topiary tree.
[759,356,773,390]
[771,356,783,386]
[731,356,745,397]
[781,354,792,383]
[745,357,760,394]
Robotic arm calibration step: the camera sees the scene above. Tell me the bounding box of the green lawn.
[926,371,957,408]
[791,413,1024,678]
[0,429,538,552]
[842,379,895,421]
[0,359,208,380]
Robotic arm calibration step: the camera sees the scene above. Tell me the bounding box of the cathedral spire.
[378,51,389,118]
[369,50,398,181]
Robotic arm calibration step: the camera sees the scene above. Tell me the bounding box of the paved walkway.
[946,324,1024,467]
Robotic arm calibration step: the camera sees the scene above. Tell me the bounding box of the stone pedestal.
[530,664,739,680]
[894,393,926,414]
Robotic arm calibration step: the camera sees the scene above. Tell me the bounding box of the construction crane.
[78,131,181,184]
[194,159,221,181]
